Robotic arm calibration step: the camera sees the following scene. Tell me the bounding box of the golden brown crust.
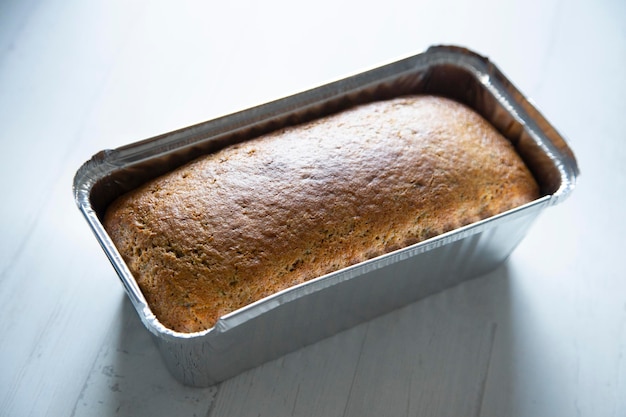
[104,95,540,332]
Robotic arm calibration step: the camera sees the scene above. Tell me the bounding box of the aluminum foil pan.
[73,45,579,387]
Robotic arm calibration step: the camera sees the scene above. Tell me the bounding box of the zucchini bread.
[104,95,539,332]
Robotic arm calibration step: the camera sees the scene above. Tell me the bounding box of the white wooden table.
[1,0,624,415]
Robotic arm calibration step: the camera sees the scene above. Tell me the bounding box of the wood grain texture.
[210,280,501,417]
[71,298,216,417]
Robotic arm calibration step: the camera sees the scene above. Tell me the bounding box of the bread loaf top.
[104,95,539,332]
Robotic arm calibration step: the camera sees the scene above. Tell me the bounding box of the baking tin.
[73,45,578,387]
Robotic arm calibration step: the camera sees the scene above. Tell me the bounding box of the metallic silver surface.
[73,45,578,387]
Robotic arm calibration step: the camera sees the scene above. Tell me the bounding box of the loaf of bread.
[104,95,539,333]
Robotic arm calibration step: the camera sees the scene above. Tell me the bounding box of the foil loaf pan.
[73,45,579,387]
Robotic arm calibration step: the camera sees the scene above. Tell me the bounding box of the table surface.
[1,0,625,416]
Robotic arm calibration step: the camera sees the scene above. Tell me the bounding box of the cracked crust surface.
[103,95,540,333]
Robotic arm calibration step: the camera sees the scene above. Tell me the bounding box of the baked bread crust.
[104,95,539,332]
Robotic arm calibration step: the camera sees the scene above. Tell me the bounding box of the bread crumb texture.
[104,95,539,332]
